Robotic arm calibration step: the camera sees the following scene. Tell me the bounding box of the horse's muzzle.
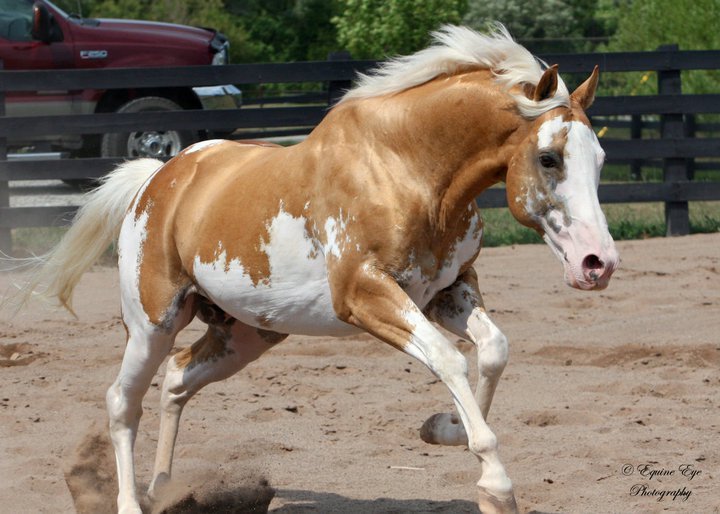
[572,246,619,290]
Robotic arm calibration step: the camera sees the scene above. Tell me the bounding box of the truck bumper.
[192,85,242,110]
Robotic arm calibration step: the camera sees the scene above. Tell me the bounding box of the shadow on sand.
[63,426,560,514]
[270,488,479,513]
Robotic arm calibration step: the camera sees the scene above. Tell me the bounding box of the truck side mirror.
[31,3,52,42]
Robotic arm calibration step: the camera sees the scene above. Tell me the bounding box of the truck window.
[0,0,32,41]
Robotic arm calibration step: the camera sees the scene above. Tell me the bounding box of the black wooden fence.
[1,46,719,252]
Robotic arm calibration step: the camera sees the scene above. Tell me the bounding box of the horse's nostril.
[582,254,604,271]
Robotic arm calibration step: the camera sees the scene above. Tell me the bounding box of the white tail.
[20,158,163,314]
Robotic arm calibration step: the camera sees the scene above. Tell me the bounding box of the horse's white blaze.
[536,117,607,230]
[535,116,617,287]
[193,207,358,336]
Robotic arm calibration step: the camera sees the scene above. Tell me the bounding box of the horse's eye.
[539,153,559,169]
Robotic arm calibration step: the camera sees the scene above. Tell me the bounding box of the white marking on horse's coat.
[323,210,350,260]
[402,210,483,309]
[534,115,616,287]
[401,304,440,362]
[183,139,226,155]
[536,116,607,229]
[117,172,161,327]
[192,206,359,336]
[536,115,567,149]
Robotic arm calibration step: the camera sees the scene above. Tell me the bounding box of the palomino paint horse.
[27,25,618,513]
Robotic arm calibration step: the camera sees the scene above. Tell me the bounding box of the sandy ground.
[1,233,718,514]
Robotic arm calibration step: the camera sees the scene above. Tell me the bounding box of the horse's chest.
[400,214,483,309]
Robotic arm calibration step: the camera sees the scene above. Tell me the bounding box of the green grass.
[601,163,720,183]
[481,201,720,247]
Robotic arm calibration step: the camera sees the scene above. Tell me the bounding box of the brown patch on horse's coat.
[255,328,288,345]
[424,268,485,322]
[196,298,233,326]
[175,324,233,370]
[255,314,273,328]
[425,289,466,320]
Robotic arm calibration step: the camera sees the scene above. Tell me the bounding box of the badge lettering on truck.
[80,50,109,59]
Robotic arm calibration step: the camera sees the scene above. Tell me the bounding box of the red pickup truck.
[0,0,241,159]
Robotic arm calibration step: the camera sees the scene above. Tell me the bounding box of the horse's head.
[506,66,619,290]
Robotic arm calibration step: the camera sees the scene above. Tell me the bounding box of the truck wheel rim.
[127,130,182,158]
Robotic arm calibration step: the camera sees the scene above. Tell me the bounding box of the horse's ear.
[571,65,600,110]
[530,64,559,102]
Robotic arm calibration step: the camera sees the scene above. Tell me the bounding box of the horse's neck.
[327,70,525,230]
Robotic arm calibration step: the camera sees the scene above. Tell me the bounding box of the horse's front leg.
[421,268,509,447]
[338,265,517,514]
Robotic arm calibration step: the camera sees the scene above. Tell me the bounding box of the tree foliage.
[55,0,344,63]
[463,0,609,53]
[332,0,467,58]
[226,0,342,62]
[606,0,720,51]
[51,0,720,82]
[603,0,720,94]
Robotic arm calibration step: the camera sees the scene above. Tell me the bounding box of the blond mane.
[339,24,570,119]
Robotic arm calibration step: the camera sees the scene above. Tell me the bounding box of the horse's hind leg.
[148,302,286,497]
[108,292,195,514]
[108,331,172,513]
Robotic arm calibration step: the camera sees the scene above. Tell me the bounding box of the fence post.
[657,44,690,236]
[684,114,696,180]
[0,60,11,253]
[327,51,352,107]
[630,114,643,181]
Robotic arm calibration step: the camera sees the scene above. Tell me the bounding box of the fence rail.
[1,47,719,251]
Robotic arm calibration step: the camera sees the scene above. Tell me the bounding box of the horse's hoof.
[477,489,518,514]
[147,472,170,501]
[419,412,467,446]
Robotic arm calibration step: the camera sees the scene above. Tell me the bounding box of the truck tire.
[100,96,196,158]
